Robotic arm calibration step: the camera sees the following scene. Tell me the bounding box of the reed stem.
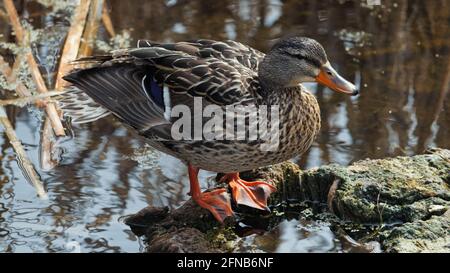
[0,106,48,199]
[3,0,66,136]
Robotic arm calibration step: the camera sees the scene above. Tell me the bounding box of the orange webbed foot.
[193,188,234,223]
[188,165,234,223]
[221,173,276,211]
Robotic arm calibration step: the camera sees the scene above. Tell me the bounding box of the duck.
[60,36,358,223]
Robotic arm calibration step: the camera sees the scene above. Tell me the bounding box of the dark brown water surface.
[0,0,449,252]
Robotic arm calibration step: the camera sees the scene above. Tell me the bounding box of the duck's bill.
[315,62,359,96]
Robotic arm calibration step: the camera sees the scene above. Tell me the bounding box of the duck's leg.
[188,164,234,222]
[220,173,276,211]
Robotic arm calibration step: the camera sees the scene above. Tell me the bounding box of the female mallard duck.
[61,37,358,222]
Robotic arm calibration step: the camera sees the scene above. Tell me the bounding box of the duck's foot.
[220,173,276,211]
[193,188,234,223]
[189,163,234,223]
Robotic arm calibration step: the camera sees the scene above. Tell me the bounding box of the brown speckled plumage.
[153,86,321,173]
[60,37,325,173]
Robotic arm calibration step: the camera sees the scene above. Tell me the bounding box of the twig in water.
[4,56,34,98]
[102,3,115,37]
[54,0,91,90]
[3,0,66,136]
[40,117,58,170]
[0,106,48,199]
[79,0,104,57]
[0,90,63,107]
[42,0,91,171]
[0,56,46,106]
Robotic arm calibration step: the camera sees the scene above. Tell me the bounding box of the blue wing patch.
[142,74,164,108]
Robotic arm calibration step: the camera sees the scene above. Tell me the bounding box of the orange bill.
[315,62,359,96]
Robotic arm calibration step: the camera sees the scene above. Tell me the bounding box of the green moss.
[206,226,239,252]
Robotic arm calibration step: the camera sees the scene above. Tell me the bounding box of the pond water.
[0,0,449,252]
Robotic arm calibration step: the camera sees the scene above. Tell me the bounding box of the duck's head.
[259,36,358,96]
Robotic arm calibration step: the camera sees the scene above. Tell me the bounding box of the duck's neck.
[262,84,320,129]
[257,83,321,158]
[260,84,305,106]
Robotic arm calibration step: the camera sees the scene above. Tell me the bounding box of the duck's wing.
[62,40,262,138]
[128,45,257,105]
[137,39,265,71]
[63,62,170,133]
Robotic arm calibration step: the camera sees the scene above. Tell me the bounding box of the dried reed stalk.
[0,90,62,106]
[40,117,58,171]
[102,3,115,37]
[54,0,91,90]
[79,0,104,57]
[0,106,48,199]
[7,56,33,98]
[42,0,91,171]
[3,0,66,136]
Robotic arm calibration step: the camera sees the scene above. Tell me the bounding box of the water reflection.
[0,0,449,252]
[259,219,339,253]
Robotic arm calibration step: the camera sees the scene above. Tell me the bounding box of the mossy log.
[125,148,450,253]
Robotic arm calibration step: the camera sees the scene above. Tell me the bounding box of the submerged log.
[125,148,450,253]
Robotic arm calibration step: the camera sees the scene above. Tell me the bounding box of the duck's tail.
[57,86,111,124]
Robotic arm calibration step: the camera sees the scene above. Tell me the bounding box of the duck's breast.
[144,88,321,173]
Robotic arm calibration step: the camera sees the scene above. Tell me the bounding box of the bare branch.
[54,0,92,90]
[3,0,66,136]
[0,106,48,199]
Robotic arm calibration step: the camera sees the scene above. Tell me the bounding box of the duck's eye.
[326,70,333,76]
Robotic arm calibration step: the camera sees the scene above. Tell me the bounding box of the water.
[0,0,449,252]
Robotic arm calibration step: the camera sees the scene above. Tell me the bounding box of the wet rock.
[125,206,169,237]
[380,212,450,253]
[303,148,450,224]
[124,199,237,253]
[300,148,449,253]
[147,227,215,253]
[126,148,450,253]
